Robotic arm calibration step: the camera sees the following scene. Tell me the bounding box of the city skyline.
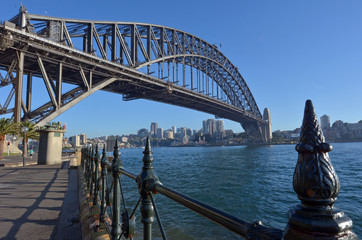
[0,1,361,138]
[66,114,362,140]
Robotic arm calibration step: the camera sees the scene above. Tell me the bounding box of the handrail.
[80,100,357,240]
[153,183,250,236]
[82,138,283,239]
[119,169,137,180]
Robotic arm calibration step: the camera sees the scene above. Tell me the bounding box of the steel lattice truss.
[0,8,268,142]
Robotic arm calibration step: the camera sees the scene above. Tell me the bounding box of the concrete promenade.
[0,155,82,240]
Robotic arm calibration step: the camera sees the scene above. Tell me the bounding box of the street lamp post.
[21,126,29,167]
[12,136,17,154]
[7,140,10,156]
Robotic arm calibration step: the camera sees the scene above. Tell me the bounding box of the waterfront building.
[180,127,187,138]
[186,128,193,137]
[171,126,176,134]
[69,135,80,147]
[320,114,330,130]
[225,129,234,138]
[216,120,224,133]
[164,130,174,139]
[137,128,149,138]
[332,120,344,130]
[203,119,216,136]
[150,122,158,137]
[202,120,207,135]
[79,133,87,145]
[156,128,164,139]
[121,136,128,142]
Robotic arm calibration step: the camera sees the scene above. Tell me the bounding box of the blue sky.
[1,1,361,138]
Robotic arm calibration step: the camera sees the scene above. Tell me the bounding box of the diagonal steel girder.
[36,77,118,126]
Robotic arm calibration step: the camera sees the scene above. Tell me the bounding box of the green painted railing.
[81,100,358,240]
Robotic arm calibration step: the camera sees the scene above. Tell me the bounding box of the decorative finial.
[284,100,356,239]
[137,137,161,198]
[95,144,100,160]
[112,139,122,169]
[142,137,153,169]
[113,139,120,159]
[92,145,95,157]
[293,100,339,205]
[101,144,108,164]
[298,100,325,148]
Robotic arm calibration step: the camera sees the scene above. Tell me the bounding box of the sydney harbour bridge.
[0,6,272,143]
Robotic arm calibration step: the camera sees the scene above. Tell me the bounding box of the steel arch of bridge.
[0,8,270,143]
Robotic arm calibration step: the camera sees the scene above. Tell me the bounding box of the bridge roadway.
[0,8,270,143]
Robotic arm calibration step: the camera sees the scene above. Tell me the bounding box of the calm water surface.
[113,142,361,239]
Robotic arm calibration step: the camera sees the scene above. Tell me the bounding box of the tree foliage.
[0,118,18,159]
[17,121,40,141]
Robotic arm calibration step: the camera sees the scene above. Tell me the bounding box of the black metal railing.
[81,100,358,240]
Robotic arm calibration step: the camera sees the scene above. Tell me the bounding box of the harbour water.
[112,142,361,239]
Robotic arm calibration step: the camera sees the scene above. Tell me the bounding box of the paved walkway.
[0,154,37,167]
[0,156,82,240]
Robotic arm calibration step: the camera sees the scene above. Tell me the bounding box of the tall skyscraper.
[150,122,158,137]
[79,133,87,145]
[172,126,176,134]
[208,119,216,135]
[216,120,224,133]
[202,119,216,135]
[180,127,187,138]
[69,135,80,147]
[202,120,208,135]
[320,114,330,130]
[156,128,163,139]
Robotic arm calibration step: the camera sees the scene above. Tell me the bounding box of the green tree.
[0,118,18,159]
[17,121,40,157]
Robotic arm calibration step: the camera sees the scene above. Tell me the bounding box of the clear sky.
[1,0,361,138]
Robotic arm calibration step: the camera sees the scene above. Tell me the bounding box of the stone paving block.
[0,207,27,219]
[0,162,81,239]
[27,208,60,221]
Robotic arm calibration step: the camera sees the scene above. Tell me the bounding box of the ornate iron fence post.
[93,144,100,207]
[82,148,87,174]
[283,100,357,239]
[111,140,123,240]
[136,138,162,240]
[81,148,84,172]
[90,146,95,197]
[86,147,91,190]
[100,145,109,222]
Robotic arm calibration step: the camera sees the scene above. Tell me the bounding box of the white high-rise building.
[320,115,330,130]
[171,126,176,134]
[216,120,224,133]
[69,135,80,147]
[79,133,87,145]
[150,122,158,136]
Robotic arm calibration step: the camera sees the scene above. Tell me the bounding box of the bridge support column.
[37,125,66,165]
[14,51,24,123]
[240,120,265,144]
[262,108,272,142]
